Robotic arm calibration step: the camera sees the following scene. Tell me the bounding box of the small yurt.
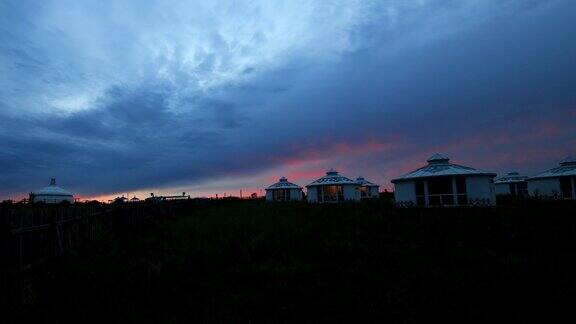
[527,156,576,199]
[391,154,496,207]
[306,169,360,203]
[494,172,528,196]
[29,178,74,204]
[265,177,303,202]
[356,177,380,199]
[113,196,128,204]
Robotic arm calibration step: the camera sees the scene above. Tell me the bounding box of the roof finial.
[427,153,450,164]
[50,178,56,186]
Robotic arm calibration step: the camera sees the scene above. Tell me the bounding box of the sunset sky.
[1,0,575,201]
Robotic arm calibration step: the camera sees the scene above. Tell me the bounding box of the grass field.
[3,199,576,322]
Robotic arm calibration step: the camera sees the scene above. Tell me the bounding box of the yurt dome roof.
[495,172,528,184]
[306,169,357,187]
[529,156,576,180]
[33,178,73,197]
[266,176,302,190]
[356,177,379,187]
[391,154,496,183]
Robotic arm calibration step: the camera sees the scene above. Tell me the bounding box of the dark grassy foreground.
[3,199,576,323]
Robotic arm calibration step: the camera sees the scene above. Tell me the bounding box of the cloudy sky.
[1,0,575,200]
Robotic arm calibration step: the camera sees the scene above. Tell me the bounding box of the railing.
[468,198,493,206]
[416,194,468,206]
[322,194,344,202]
[395,201,415,208]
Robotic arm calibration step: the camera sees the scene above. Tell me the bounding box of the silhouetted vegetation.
[2,199,576,322]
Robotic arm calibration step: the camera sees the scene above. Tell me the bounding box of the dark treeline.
[2,198,576,322]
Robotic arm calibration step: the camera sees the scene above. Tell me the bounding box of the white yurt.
[494,172,528,196]
[265,177,303,202]
[306,169,360,203]
[29,178,74,204]
[356,177,380,199]
[391,154,496,207]
[527,156,576,199]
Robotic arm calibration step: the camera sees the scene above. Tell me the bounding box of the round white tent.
[494,172,528,196]
[29,178,74,204]
[527,156,576,199]
[356,177,380,199]
[306,169,360,203]
[391,154,496,207]
[265,177,303,202]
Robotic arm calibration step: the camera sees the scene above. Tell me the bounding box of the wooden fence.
[0,201,185,272]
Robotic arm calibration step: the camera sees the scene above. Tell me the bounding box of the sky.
[0,0,575,201]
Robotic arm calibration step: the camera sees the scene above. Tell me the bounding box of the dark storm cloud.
[0,0,575,198]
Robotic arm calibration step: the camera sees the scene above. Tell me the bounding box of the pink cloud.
[266,138,397,168]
